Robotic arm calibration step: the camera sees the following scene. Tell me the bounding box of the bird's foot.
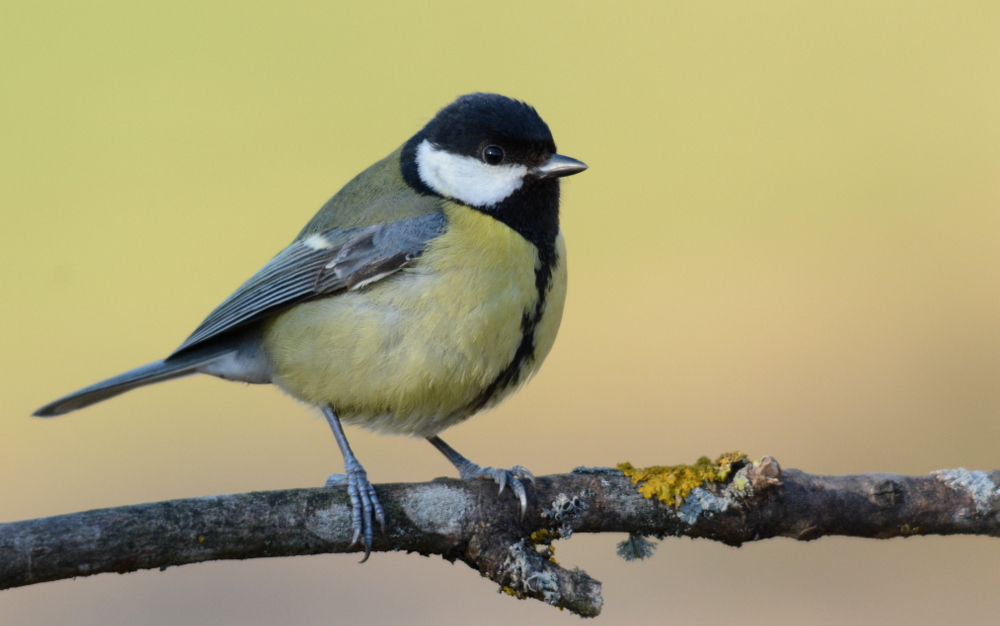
[459,463,535,518]
[324,463,385,562]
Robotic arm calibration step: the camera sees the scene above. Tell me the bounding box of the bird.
[34,92,587,560]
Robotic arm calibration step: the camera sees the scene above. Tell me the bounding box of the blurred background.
[2,2,999,624]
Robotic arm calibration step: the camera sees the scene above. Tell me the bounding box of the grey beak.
[535,153,588,179]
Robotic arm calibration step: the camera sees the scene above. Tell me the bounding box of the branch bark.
[2,457,999,617]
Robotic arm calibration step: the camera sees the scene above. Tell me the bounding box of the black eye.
[482,145,504,165]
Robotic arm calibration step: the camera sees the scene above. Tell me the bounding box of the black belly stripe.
[469,313,538,412]
[468,240,557,413]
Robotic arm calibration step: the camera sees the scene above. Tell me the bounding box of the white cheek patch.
[416,139,527,208]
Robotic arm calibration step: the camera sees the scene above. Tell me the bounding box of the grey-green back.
[296,147,443,237]
[169,147,445,358]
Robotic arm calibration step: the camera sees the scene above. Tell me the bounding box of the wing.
[169,211,446,357]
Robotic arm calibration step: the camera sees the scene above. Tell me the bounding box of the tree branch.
[2,457,999,617]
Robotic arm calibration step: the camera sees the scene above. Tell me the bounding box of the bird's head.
[401,93,587,210]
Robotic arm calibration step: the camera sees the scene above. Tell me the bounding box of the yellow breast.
[262,203,567,436]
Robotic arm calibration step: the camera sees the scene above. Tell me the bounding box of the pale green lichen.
[400,484,470,535]
[542,493,587,522]
[572,466,623,475]
[617,452,748,507]
[541,493,588,540]
[500,541,561,605]
[730,473,751,495]
[304,505,354,542]
[616,533,657,561]
[676,487,735,524]
[932,468,999,515]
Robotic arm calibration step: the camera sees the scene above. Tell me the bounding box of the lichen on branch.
[617,451,748,506]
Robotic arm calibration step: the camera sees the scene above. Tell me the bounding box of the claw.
[497,471,508,495]
[514,466,536,483]
[511,480,528,519]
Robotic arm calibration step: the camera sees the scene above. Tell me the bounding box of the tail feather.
[33,350,233,417]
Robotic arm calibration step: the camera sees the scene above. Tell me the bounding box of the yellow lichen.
[900,524,923,536]
[546,545,558,565]
[617,452,748,507]
[528,528,559,564]
[529,529,554,545]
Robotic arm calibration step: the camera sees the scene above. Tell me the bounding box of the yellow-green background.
[2,2,999,624]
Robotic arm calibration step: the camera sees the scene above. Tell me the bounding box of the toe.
[512,466,535,483]
[346,482,363,547]
[457,464,534,517]
[373,493,386,532]
[325,474,348,488]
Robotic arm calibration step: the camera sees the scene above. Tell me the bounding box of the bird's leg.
[426,435,535,518]
[321,406,384,562]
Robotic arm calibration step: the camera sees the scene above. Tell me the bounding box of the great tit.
[34,93,587,559]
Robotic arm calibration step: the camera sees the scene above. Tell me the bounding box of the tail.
[33,349,233,417]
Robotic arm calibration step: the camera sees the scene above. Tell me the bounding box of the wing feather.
[169,212,446,357]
